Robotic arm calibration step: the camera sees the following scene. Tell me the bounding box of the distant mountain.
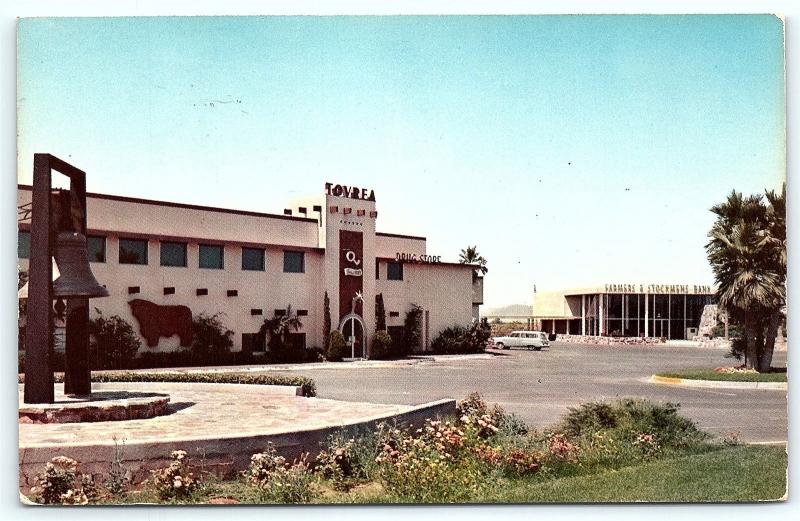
[482,304,532,317]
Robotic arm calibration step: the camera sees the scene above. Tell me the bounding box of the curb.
[649,374,787,391]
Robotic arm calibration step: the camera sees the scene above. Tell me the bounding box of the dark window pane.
[242,247,265,271]
[18,231,30,259]
[199,244,224,269]
[387,262,404,281]
[283,251,304,273]
[87,235,106,263]
[160,241,187,267]
[119,239,148,265]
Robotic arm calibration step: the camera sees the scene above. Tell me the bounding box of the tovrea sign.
[325,182,376,201]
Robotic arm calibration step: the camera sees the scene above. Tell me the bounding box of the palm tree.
[459,245,488,279]
[259,305,303,351]
[706,187,785,371]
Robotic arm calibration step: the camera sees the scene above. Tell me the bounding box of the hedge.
[17,371,317,397]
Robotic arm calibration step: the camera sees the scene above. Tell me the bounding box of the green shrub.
[327,330,347,361]
[431,326,468,354]
[370,330,393,360]
[18,371,317,397]
[431,321,491,355]
[89,311,142,370]
[191,313,234,362]
[555,399,708,450]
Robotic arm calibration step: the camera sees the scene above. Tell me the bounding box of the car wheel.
[534,346,543,351]
[496,343,505,350]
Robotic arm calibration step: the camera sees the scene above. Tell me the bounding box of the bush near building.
[326,330,347,361]
[89,311,142,370]
[430,321,491,355]
[190,313,234,364]
[370,330,393,360]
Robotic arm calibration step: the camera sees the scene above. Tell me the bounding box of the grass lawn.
[658,369,787,383]
[106,445,786,504]
[490,445,786,503]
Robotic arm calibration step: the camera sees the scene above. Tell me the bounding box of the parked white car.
[491,331,550,351]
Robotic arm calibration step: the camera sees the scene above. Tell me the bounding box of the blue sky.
[17,15,785,308]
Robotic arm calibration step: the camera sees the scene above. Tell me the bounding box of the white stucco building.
[17,182,484,357]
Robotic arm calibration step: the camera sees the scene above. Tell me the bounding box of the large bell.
[52,231,110,299]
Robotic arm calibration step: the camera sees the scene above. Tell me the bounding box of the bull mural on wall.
[128,299,193,347]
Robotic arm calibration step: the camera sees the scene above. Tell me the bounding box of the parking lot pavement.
[266,343,788,443]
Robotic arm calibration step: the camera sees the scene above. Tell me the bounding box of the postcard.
[16,14,786,505]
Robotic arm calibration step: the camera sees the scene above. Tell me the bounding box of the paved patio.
[18,382,455,487]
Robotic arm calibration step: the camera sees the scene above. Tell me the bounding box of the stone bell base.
[19,385,170,424]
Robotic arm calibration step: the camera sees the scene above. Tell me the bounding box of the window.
[283,251,305,273]
[242,247,265,271]
[160,241,187,267]
[128,286,140,294]
[227,290,238,297]
[87,235,106,263]
[297,309,308,317]
[199,244,224,269]
[164,287,175,295]
[119,238,148,265]
[196,288,208,296]
[250,309,263,316]
[18,231,30,259]
[376,263,380,280]
[387,262,404,281]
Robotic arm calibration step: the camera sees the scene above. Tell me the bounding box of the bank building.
[17,182,484,357]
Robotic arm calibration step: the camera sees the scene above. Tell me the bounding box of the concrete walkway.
[18,382,456,487]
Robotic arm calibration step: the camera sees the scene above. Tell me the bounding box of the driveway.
[267,343,788,443]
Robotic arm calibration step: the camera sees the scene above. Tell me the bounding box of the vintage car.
[491,331,550,350]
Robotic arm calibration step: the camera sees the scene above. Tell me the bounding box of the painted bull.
[128,299,193,348]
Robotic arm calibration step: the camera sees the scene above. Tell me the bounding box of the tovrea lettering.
[325,182,376,201]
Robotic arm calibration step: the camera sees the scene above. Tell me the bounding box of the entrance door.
[340,315,365,358]
[652,319,668,339]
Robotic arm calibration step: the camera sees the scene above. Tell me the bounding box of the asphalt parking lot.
[273,343,788,443]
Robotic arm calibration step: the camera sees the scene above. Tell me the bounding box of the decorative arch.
[338,312,367,359]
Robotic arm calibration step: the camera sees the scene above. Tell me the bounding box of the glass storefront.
[581,293,713,339]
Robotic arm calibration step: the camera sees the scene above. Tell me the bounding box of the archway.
[338,313,366,359]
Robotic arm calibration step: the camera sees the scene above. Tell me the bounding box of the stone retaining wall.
[18,398,457,490]
[554,334,666,346]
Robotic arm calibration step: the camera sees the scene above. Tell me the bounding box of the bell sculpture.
[52,231,109,299]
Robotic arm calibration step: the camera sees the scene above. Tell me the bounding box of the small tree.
[375,293,387,332]
[327,330,347,362]
[89,310,141,370]
[403,304,423,355]
[191,313,234,363]
[323,292,332,352]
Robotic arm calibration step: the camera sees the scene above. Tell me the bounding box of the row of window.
[17,232,306,273]
[19,230,406,280]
